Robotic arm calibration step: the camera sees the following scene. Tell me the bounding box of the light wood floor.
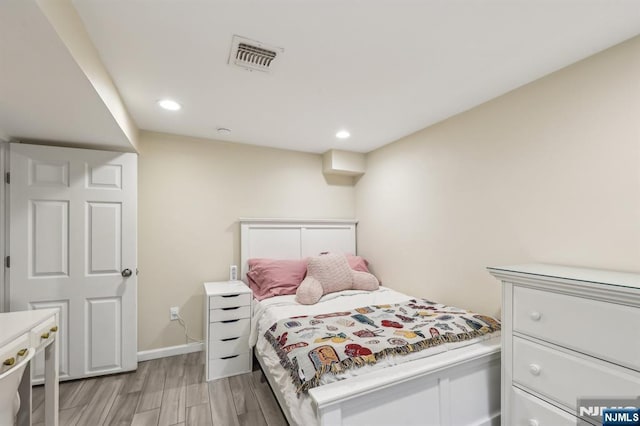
[31,352,288,426]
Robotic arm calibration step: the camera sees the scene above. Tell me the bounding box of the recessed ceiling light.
[336,130,350,139]
[217,127,232,135]
[157,99,181,111]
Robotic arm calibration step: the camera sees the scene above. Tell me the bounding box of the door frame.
[0,140,6,313]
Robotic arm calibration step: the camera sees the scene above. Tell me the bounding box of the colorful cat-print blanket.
[264,298,500,393]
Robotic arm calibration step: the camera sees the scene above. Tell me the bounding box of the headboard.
[239,218,357,281]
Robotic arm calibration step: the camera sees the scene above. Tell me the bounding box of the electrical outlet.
[170,306,179,321]
[230,264,238,281]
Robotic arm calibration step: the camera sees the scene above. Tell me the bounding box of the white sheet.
[251,287,500,425]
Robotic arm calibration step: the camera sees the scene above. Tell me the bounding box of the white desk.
[0,309,59,426]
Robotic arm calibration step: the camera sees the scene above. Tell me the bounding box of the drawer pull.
[529,363,541,376]
[41,332,50,339]
[222,307,240,311]
[529,311,542,321]
[50,326,58,332]
[221,294,240,298]
[3,357,15,366]
[221,337,240,342]
[528,420,539,426]
[17,348,28,357]
[221,354,239,360]
[221,319,240,324]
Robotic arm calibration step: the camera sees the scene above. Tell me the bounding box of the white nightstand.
[203,280,252,381]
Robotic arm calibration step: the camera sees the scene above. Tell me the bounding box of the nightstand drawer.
[513,286,640,370]
[513,337,640,410]
[210,335,250,358]
[208,352,251,380]
[210,306,250,322]
[209,318,250,341]
[209,293,251,309]
[511,386,576,426]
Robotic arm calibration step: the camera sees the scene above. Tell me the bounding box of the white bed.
[241,219,501,426]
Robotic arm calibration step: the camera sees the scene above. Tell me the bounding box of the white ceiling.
[0,0,132,150]
[2,1,640,153]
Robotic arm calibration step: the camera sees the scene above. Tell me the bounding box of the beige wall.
[138,36,640,351]
[356,36,640,318]
[138,132,355,351]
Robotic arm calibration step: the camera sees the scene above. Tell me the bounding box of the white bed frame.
[241,219,501,426]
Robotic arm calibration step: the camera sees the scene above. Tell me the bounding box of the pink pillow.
[346,255,370,273]
[296,254,379,305]
[247,258,307,301]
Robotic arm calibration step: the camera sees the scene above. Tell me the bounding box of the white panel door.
[9,143,137,380]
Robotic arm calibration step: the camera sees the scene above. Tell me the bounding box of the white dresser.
[204,281,252,381]
[488,264,640,426]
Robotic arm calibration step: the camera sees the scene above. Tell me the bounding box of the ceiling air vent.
[228,35,283,73]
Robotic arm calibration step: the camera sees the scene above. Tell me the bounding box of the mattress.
[251,287,500,425]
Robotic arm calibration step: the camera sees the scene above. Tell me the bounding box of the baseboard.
[137,342,203,362]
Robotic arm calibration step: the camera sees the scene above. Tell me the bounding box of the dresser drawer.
[209,293,251,309]
[209,335,250,358]
[513,286,640,370]
[207,352,251,380]
[210,305,251,322]
[209,318,250,341]
[511,386,577,426]
[513,337,640,410]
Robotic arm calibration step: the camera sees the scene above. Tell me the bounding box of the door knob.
[121,268,133,278]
